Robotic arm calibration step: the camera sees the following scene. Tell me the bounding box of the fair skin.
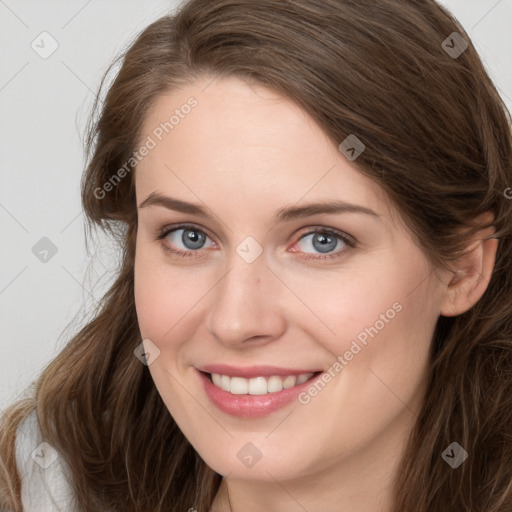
[133,75,497,512]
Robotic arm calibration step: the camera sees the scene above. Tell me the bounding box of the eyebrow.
[138,192,380,223]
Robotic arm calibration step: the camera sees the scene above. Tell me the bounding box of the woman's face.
[134,75,449,482]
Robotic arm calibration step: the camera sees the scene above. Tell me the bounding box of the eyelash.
[155,223,357,261]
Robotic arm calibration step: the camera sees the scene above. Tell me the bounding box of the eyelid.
[156,223,216,244]
[157,223,356,243]
[288,226,356,261]
[156,223,357,259]
[295,225,356,245]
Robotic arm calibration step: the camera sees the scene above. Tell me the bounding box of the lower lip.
[197,370,321,418]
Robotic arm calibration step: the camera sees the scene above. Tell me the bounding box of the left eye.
[294,230,349,255]
[157,224,354,260]
[162,227,215,251]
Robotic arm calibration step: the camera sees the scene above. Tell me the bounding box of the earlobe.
[440,231,499,318]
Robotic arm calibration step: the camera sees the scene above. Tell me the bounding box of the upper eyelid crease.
[158,223,355,243]
[158,225,354,263]
[138,192,381,224]
[158,225,356,255]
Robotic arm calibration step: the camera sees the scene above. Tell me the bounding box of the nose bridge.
[206,247,286,346]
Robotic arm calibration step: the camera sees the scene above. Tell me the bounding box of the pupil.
[183,229,205,249]
[313,232,336,253]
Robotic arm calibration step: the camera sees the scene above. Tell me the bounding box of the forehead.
[135,76,394,222]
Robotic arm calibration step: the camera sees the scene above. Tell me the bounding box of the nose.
[206,253,287,349]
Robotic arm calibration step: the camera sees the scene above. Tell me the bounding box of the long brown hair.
[2,1,512,510]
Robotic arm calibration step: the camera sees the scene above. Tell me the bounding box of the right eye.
[157,224,217,258]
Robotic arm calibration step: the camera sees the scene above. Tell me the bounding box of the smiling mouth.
[203,371,322,395]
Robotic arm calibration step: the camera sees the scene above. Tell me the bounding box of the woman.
[1,0,511,511]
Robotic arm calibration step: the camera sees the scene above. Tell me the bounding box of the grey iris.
[313,232,337,253]
[182,229,206,249]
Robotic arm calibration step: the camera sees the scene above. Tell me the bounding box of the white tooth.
[220,375,231,392]
[248,377,268,395]
[282,375,297,389]
[267,376,284,393]
[230,377,248,394]
[210,373,310,394]
[296,373,313,385]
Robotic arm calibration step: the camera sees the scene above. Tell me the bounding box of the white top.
[14,409,78,511]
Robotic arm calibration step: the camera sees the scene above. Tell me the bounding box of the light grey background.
[1,0,511,412]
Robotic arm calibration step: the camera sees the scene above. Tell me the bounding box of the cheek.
[134,245,215,352]
[286,257,411,355]
[310,248,436,352]
[134,244,184,342]
[296,250,438,400]
[284,261,438,457]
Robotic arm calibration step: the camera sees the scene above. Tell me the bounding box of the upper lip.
[197,364,323,379]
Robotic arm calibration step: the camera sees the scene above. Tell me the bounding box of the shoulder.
[14,409,78,512]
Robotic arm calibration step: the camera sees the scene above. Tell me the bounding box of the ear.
[440,211,498,317]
